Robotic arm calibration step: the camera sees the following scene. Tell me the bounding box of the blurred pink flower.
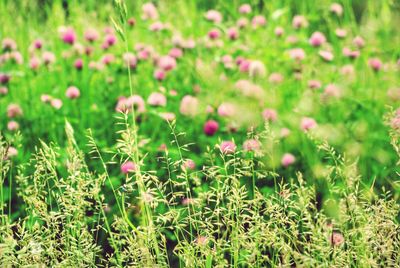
[66,86,80,99]
[183,159,196,170]
[331,232,344,246]
[289,48,305,61]
[243,139,261,152]
[368,58,382,71]
[275,27,284,37]
[84,28,99,42]
[239,4,252,14]
[208,28,221,40]
[227,27,239,40]
[0,86,8,95]
[308,80,322,90]
[292,15,308,29]
[154,69,166,81]
[147,92,166,106]
[330,3,343,16]
[74,58,83,70]
[123,53,137,68]
[42,51,56,65]
[301,117,317,131]
[2,38,17,51]
[121,161,137,174]
[29,57,41,70]
[281,153,295,167]
[319,50,334,61]
[180,95,199,117]
[51,99,63,109]
[7,104,23,118]
[158,55,176,71]
[251,15,266,28]
[217,103,235,117]
[309,32,326,47]
[142,2,159,20]
[203,120,219,136]
[220,141,236,154]
[205,10,222,23]
[353,36,365,48]
[7,121,19,131]
[60,27,76,45]
[262,108,277,122]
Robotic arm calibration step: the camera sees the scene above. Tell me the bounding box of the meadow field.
[1,0,400,266]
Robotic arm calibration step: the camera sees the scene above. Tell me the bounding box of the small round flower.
[2,38,17,51]
[251,15,266,28]
[205,10,222,23]
[274,27,284,37]
[74,58,83,70]
[147,92,167,107]
[308,80,322,90]
[180,95,199,117]
[237,17,249,28]
[323,84,341,98]
[330,3,343,16]
[158,55,177,71]
[289,48,305,61]
[169,48,183,58]
[105,34,117,46]
[41,94,52,103]
[142,2,159,20]
[29,56,41,70]
[0,86,8,95]
[309,31,326,47]
[319,50,334,62]
[7,121,19,131]
[149,21,164,32]
[249,60,266,78]
[128,18,136,26]
[335,28,347,38]
[227,27,239,40]
[292,15,308,29]
[7,104,23,118]
[239,4,252,14]
[0,73,11,84]
[301,117,317,131]
[32,39,43,49]
[153,69,166,81]
[183,159,196,170]
[208,28,221,40]
[42,51,56,65]
[83,29,97,43]
[220,141,236,154]
[60,27,76,45]
[51,98,63,109]
[66,86,80,99]
[243,139,261,152]
[121,161,137,174]
[353,36,365,48]
[6,146,18,159]
[203,120,219,136]
[368,58,382,72]
[281,153,295,167]
[269,73,284,84]
[217,103,235,117]
[123,52,137,69]
[160,112,175,121]
[331,231,344,246]
[262,109,277,122]
[280,128,291,138]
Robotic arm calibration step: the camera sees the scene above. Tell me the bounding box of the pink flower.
[0,73,10,84]
[2,38,17,51]
[180,95,199,117]
[292,15,308,29]
[101,54,115,65]
[149,21,164,32]
[249,60,266,77]
[220,141,236,154]
[123,53,137,68]
[153,69,166,81]
[319,50,334,61]
[289,48,305,61]
[368,58,382,71]
[169,48,183,58]
[308,80,322,90]
[331,232,344,246]
[353,36,365,48]
[74,58,83,70]
[29,56,41,70]
[66,86,80,99]
[251,15,266,28]
[205,10,222,23]
[239,4,252,14]
[309,32,326,47]
[275,27,284,37]
[0,86,8,95]
[51,99,63,109]
[7,104,23,118]
[61,27,76,45]
[203,120,219,136]
[280,128,291,138]
[183,159,196,170]
[32,39,43,49]
[121,161,137,174]
[7,121,19,131]
[208,29,221,39]
[217,103,235,117]
[41,94,52,103]
[147,92,166,106]
[6,147,18,159]
[243,139,261,152]
[262,109,277,122]
[84,28,99,42]
[142,2,158,20]
[128,18,136,26]
[269,73,284,84]
[227,27,239,40]
[237,18,249,28]
[158,55,177,71]
[116,95,146,114]
[323,84,341,98]
[330,3,343,16]
[42,51,56,65]
[160,112,175,121]
[281,153,295,167]
[301,117,317,131]
[335,28,347,38]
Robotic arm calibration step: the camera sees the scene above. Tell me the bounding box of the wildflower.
[142,192,154,204]
[169,48,183,58]
[160,112,175,121]
[323,84,341,98]
[309,32,326,47]
[387,88,400,101]
[84,28,99,42]
[243,139,261,152]
[301,117,317,131]
[205,10,222,23]
[319,50,334,61]
[280,128,291,138]
[7,121,19,131]
[128,18,136,26]
[203,120,219,136]
[308,80,322,90]
[6,147,18,159]
[239,4,252,14]
[249,60,266,78]
[7,104,23,118]
[275,27,284,37]
[121,161,137,174]
[51,98,63,109]
[149,21,164,32]
[74,59,83,70]
[251,15,266,28]
[180,95,199,117]
[142,2,159,20]
[29,56,41,70]
[237,17,249,28]
[220,141,236,154]
[0,73,11,84]
[41,94,52,103]
[66,86,80,99]
[368,58,382,72]
[32,39,43,49]
[292,15,308,29]
[281,153,295,167]
[147,92,167,107]
[183,159,196,170]
[262,109,277,122]
[157,55,176,71]
[335,28,347,38]
[269,73,284,84]
[101,54,115,65]
[195,236,208,246]
[60,27,76,45]
[217,103,235,117]
[289,48,305,61]
[331,231,344,246]
[227,27,239,40]
[123,53,137,68]
[0,86,8,95]
[42,51,56,65]
[2,38,17,51]
[353,36,365,48]
[153,69,166,81]
[330,3,343,16]
[208,29,221,40]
